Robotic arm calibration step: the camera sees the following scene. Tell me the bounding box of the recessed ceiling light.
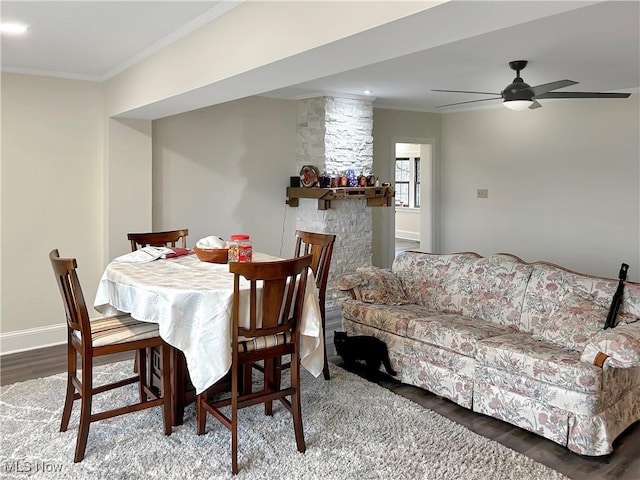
[363,90,373,95]
[1,22,29,35]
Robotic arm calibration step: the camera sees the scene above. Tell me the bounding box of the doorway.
[393,141,434,257]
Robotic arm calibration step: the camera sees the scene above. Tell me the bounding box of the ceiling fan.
[433,60,631,110]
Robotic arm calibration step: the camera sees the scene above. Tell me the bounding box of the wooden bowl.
[193,246,228,264]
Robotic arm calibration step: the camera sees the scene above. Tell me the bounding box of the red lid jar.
[228,234,252,263]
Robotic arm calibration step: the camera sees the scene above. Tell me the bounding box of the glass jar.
[228,234,252,263]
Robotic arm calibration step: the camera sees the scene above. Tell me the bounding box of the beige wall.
[1,73,104,350]
[152,96,298,257]
[440,97,640,281]
[372,108,442,268]
[395,208,421,240]
[106,118,153,260]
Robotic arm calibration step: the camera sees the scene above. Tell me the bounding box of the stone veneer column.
[296,96,374,308]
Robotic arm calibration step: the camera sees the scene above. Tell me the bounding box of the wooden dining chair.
[127,228,189,251]
[196,254,313,475]
[49,249,172,463]
[293,230,335,379]
[251,230,335,386]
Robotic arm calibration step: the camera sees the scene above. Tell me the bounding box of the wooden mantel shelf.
[286,186,395,210]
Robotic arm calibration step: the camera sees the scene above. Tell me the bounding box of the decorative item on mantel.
[319,172,331,188]
[300,165,320,188]
[358,173,368,187]
[346,169,357,187]
[339,173,348,187]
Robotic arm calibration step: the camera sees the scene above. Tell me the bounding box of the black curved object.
[604,263,629,329]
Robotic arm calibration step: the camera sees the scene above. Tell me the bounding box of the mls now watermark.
[3,460,64,475]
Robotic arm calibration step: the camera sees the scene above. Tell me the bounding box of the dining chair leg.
[261,356,289,416]
[74,356,93,463]
[137,348,147,401]
[241,364,252,395]
[320,307,330,380]
[60,378,75,432]
[196,394,206,435]
[60,345,76,432]
[263,358,276,416]
[322,352,330,380]
[290,353,306,453]
[231,414,238,475]
[231,366,239,475]
[161,343,172,435]
[133,350,139,373]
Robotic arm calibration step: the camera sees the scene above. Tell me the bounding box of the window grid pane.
[395,183,409,206]
[395,158,410,182]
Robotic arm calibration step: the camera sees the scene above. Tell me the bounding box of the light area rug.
[0,360,568,480]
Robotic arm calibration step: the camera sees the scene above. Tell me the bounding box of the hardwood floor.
[3,308,639,479]
[395,237,420,256]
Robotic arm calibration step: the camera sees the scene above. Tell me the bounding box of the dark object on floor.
[334,331,397,377]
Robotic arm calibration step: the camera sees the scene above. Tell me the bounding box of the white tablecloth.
[94,252,324,394]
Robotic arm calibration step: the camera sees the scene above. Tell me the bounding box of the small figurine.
[346,169,357,187]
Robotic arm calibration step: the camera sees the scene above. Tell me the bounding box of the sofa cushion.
[476,333,601,394]
[406,313,514,358]
[521,263,618,335]
[532,293,607,352]
[341,299,432,337]
[458,255,534,329]
[393,251,480,312]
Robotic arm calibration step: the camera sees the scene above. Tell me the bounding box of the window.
[395,158,410,206]
[395,157,420,207]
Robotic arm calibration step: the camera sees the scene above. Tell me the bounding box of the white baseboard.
[395,230,420,241]
[0,323,67,355]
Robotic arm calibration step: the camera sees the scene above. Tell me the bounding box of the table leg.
[169,348,196,426]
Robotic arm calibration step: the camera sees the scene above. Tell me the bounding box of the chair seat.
[73,315,160,347]
[238,331,292,353]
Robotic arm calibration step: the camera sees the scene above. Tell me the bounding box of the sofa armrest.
[338,273,364,300]
[580,323,640,368]
[337,266,410,305]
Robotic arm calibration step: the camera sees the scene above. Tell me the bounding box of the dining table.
[93,250,325,425]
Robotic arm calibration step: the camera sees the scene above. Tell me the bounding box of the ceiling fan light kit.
[503,100,533,111]
[433,60,631,110]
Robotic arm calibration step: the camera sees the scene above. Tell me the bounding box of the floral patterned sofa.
[338,251,640,456]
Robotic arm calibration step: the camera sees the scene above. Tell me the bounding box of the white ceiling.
[0,1,234,80]
[1,1,638,116]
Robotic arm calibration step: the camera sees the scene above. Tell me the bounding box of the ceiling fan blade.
[432,89,501,96]
[529,99,542,109]
[535,92,631,99]
[435,97,501,108]
[531,80,578,96]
